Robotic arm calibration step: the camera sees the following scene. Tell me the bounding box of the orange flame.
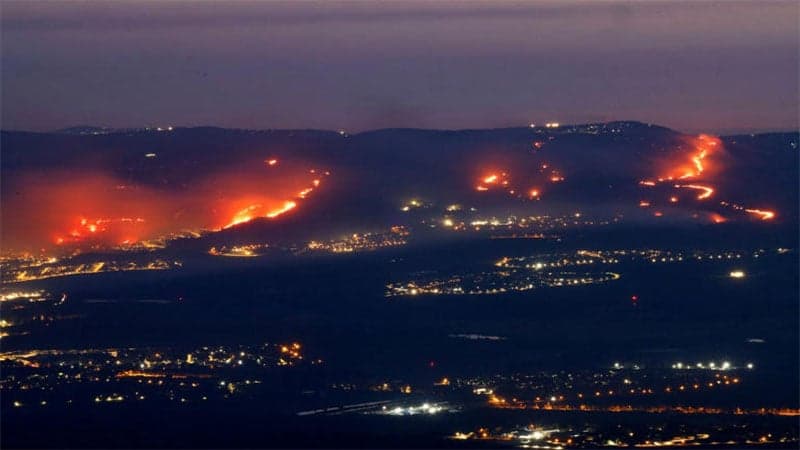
[676,184,714,200]
[745,209,775,220]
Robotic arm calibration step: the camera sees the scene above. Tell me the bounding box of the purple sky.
[2,1,797,134]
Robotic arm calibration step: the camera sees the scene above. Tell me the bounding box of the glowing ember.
[709,213,727,224]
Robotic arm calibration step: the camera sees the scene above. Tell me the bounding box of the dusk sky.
[2,0,797,134]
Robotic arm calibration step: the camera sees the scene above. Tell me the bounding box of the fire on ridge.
[1,158,331,253]
[639,134,775,222]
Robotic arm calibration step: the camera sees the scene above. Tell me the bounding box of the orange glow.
[3,157,330,251]
[476,171,514,193]
[222,200,299,229]
[266,159,278,166]
[676,184,714,200]
[528,189,540,198]
[224,204,262,229]
[116,370,165,379]
[639,134,776,223]
[639,201,651,207]
[658,134,721,181]
[709,213,727,224]
[654,211,663,217]
[266,200,297,218]
[745,209,775,220]
[54,216,148,246]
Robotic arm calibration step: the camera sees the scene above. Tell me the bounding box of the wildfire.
[221,200,300,229]
[676,184,714,200]
[224,205,263,229]
[476,172,511,192]
[266,200,297,218]
[745,209,775,221]
[639,134,777,223]
[0,156,333,252]
[54,216,148,246]
[211,163,328,230]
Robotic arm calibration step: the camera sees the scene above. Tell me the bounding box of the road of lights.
[324,357,797,447]
[2,257,180,284]
[206,227,409,258]
[386,247,791,298]
[451,424,797,448]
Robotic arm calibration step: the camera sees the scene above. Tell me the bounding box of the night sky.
[2,0,797,134]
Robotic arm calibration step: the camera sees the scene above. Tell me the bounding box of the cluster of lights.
[305,227,408,254]
[5,259,178,283]
[671,361,754,371]
[2,342,317,409]
[381,402,447,416]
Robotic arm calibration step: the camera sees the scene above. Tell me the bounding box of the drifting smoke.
[1,158,327,253]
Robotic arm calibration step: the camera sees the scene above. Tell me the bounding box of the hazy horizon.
[2,1,798,135]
